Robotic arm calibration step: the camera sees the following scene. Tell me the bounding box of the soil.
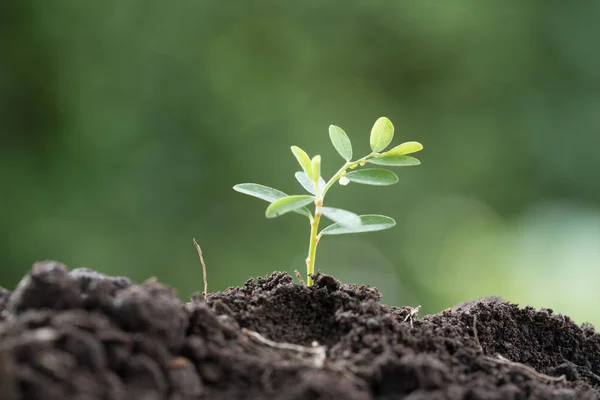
[0,261,599,399]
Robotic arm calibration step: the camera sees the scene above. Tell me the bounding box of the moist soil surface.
[0,262,599,399]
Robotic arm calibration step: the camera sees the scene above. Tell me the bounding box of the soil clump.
[0,261,598,399]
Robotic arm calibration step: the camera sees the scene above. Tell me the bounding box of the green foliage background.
[2,1,600,325]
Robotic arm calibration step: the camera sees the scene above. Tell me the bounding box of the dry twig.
[294,270,305,285]
[193,238,208,299]
[473,314,482,350]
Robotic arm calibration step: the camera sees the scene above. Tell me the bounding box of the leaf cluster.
[234,117,422,236]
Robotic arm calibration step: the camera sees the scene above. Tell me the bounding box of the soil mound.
[0,261,598,399]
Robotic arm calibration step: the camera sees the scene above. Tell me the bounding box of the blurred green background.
[2,1,600,326]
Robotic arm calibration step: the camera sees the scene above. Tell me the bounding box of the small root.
[486,354,566,383]
[241,328,368,390]
[403,305,421,328]
[242,328,326,368]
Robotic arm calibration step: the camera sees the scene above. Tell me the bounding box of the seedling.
[234,117,423,286]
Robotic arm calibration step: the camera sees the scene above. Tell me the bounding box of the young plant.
[233,117,423,286]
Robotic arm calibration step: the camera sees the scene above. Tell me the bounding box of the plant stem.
[305,153,377,286]
[305,205,321,286]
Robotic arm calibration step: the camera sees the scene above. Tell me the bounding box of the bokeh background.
[2,1,600,326]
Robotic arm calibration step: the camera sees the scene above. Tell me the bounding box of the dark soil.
[0,261,599,399]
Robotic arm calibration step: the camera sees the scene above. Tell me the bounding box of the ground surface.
[0,261,599,399]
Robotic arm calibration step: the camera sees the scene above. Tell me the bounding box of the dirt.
[0,261,599,399]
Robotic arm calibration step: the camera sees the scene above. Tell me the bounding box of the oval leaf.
[295,171,326,195]
[345,168,398,186]
[385,141,423,156]
[291,146,313,180]
[329,125,353,161]
[233,183,288,202]
[233,183,311,217]
[367,155,421,167]
[370,117,394,153]
[320,214,396,236]
[311,155,321,185]
[320,207,361,228]
[266,195,315,218]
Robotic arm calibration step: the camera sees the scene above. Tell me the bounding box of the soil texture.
[0,261,599,399]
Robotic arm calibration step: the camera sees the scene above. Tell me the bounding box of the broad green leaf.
[328,125,353,161]
[291,146,313,180]
[385,141,423,156]
[370,117,394,153]
[320,207,361,228]
[295,171,326,195]
[320,214,396,236]
[266,195,315,218]
[233,183,311,217]
[345,168,398,186]
[367,155,421,167]
[311,155,321,185]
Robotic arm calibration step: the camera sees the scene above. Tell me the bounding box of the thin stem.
[321,153,376,197]
[321,162,352,197]
[305,205,321,286]
[305,152,378,286]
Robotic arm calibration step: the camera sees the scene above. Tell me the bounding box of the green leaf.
[320,207,361,228]
[295,172,326,195]
[385,141,423,156]
[233,183,288,202]
[320,214,396,236]
[266,195,315,218]
[291,146,313,180]
[367,155,421,167]
[233,183,311,217]
[370,117,394,153]
[345,168,398,186]
[311,155,321,185]
[328,125,353,161]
